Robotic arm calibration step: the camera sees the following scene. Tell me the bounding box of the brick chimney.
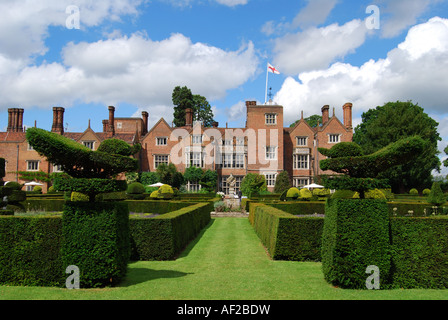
[102,120,109,133]
[108,106,115,135]
[142,111,148,135]
[321,105,329,125]
[7,108,24,132]
[51,107,64,134]
[185,108,193,127]
[343,103,353,130]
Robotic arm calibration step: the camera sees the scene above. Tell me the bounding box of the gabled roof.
[319,114,349,133]
[0,131,27,143]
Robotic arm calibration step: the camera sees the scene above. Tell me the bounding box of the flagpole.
[265,62,269,104]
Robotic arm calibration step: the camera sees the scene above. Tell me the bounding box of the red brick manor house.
[0,101,353,194]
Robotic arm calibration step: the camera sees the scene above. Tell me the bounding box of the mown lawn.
[0,218,447,300]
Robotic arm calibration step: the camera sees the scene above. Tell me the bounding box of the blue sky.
[0,0,447,174]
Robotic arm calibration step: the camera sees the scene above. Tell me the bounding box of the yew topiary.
[319,136,427,198]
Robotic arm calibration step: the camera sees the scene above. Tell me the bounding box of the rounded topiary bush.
[158,184,174,199]
[286,187,300,200]
[299,188,313,200]
[409,188,419,195]
[33,186,42,194]
[127,182,145,194]
[331,190,357,199]
[150,190,159,198]
[422,188,431,196]
[4,181,22,190]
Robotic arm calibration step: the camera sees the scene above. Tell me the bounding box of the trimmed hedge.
[22,199,65,212]
[251,204,323,261]
[126,200,197,214]
[61,201,130,288]
[129,202,211,260]
[268,202,325,216]
[389,217,448,289]
[0,216,64,286]
[321,199,391,289]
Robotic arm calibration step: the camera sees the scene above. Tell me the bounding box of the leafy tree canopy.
[274,171,291,193]
[26,128,138,179]
[172,85,215,127]
[353,101,441,192]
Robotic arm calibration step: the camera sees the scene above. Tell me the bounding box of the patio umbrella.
[24,181,43,186]
[148,182,164,187]
[303,183,324,189]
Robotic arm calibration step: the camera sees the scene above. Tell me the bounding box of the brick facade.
[0,100,353,194]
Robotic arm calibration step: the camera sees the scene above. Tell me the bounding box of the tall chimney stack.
[108,106,115,135]
[142,111,148,135]
[51,107,64,134]
[7,108,24,132]
[343,103,353,130]
[185,108,193,127]
[321,105,329,126]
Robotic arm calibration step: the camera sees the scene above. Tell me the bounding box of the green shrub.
[422,188,431,196]
[331,189,356,199]
[252,205,323,261]
[61,201,130,288]
[268,202,325,216]
[33,186,42,193]
[274,171,291,194]
[321,199,391,289]
[4,182,22,190]
[129,203,211,260]
[389,217,448,289]
[0,216,64,287]
[286,187,300,200]
[299,188,312,200]
[150,190,159,198]
[427,182,446,206]
[409,188,419,195]
[127,182,145,194]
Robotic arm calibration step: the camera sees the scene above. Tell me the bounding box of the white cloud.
[215,0,248,7]
[261,0,337,36]
[272,19,369,74]
[0,33,259,113]
[375,0,441,38]
[292,0,338,29]
[0,0,142,60]
[274,17,448,127]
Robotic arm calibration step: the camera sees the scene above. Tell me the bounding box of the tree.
[156,163,184,189]
[319,136,427,198]
[172,86,193,127]
[444,146,448,168]
[241,173,266,197]
[172,86,215,127]
[290,115,322,128]
[193,94,215,127]
[353,101,441,193]
[427,182,446,207]
[274,171,291,193]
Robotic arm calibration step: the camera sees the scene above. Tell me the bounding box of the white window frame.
[192,135,203,144]
[154,154,169,168]
[296,136,308,147]
[328,134,341,144]
[117,122,122,129]
[53,164,63,173]
[265,113,277,125]
[82,141,95,150]
[265,146,277,160]
[293,178,310,188]
[27,160,39,171]
[264,173,277,187]
[293,154,309,170]
[156,137,168,146]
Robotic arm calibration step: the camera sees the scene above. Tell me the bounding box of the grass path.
[1,218,447,300]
